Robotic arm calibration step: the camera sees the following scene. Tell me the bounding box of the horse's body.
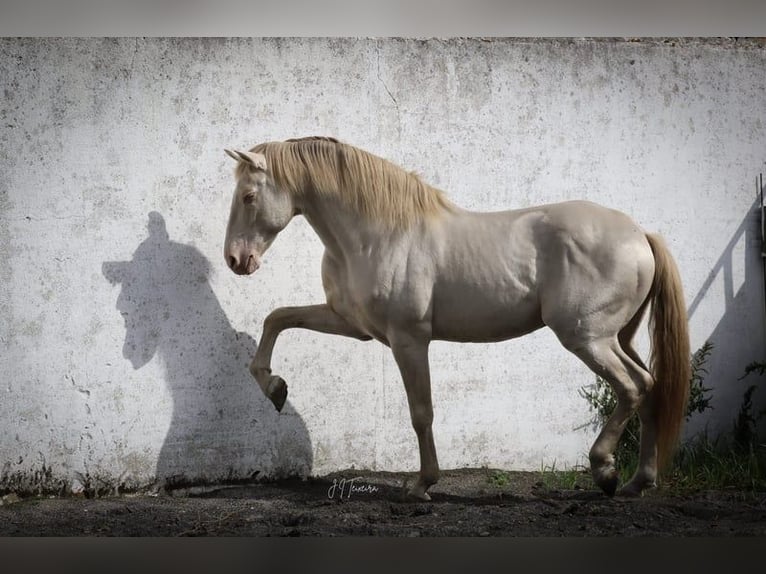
[320,200,653,347]
[223,137,690,500]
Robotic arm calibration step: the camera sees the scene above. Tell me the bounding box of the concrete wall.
[1,37,764,494]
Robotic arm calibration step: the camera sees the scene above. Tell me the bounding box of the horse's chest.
[326,269,388,319]
[322,257,426,338]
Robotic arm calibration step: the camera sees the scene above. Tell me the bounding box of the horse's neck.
[298,194,391,258]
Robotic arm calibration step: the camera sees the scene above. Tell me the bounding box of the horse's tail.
[645,233,690,470]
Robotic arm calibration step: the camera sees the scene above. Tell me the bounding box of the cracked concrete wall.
[1,38,765,494]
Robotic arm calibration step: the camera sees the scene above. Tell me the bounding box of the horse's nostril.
[228,255,238,270]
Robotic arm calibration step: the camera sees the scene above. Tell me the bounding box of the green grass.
[537,461,593,491]
[666,436,766,493]
[484,444,766,494]
[485,469,511,488]
[482,464,594,492]
[484,446,766,496]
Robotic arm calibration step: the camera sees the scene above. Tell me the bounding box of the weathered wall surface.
[1,38,764,493]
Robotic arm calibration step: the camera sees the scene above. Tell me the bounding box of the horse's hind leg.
[389,332,439,501]
[251,304,371,411]
[569,337,650,496]
[617,329,658,497]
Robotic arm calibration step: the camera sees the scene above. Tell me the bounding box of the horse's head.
[223,148,295,275]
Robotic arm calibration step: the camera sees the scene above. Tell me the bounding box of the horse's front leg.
[250,304,371,411]
[389,333,439,501]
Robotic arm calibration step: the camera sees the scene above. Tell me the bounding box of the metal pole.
[761,173,766,342]
[761,173,764,258]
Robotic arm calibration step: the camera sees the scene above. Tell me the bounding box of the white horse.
[223,137,690,500]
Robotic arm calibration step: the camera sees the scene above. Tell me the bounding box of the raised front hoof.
[266,375,288,412]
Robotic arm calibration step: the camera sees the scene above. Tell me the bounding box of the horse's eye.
[243,193,256,205]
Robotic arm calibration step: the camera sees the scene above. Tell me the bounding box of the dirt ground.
[2,468,766,537]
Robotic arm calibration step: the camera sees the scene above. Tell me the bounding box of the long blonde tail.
[646,233,691,470]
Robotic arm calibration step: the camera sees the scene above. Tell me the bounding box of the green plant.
[688,340,715,416]
[733,385,759,452]
[732,361,766,453]
[537,461,592,491]
[486,469,510,487]
[741,361,766,378]
[666,359,766,492]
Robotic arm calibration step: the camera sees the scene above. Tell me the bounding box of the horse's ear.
[225,148,267,171]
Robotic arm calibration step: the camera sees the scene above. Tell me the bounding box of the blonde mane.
[240,137,454,229]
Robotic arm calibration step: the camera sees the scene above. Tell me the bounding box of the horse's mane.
[242,137,454,229]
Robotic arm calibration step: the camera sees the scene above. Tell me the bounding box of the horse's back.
[535,200,646,241]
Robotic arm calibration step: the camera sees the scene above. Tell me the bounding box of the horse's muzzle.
[227,252,261,275]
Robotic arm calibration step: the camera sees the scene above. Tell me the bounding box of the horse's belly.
[430,290,544,343]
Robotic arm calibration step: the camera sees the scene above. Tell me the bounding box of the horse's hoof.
[267,375,287,412]
[406,488,432,502]
[405,478,433,502]
[603,476,619,497]
[593,468,619,497]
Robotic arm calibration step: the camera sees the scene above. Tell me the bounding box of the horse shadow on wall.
[102,211,312,490]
